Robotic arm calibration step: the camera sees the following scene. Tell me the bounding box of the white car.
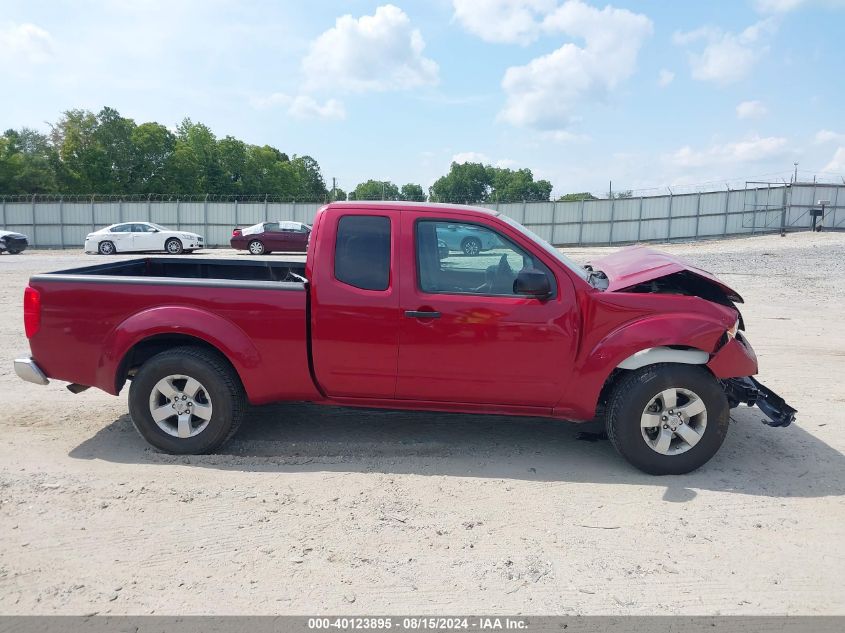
[84,222,204,255]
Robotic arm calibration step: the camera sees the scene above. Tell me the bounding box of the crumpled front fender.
[706,332,758,378]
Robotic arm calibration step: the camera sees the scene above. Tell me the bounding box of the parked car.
[0,230,28,254]
[84,222,203,255]
[230,221,311,255]
[437,222,500,255]
[14,201,795,475]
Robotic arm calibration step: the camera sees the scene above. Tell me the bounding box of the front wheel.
[128,346,245,454]
[165,238,184,254]
[461,237,481,256]
[98,240,116,255]
[605,364,729,475]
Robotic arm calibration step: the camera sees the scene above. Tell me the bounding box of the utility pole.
[331,177,337,201]
[793,162,798,183]
[382,181,386,200]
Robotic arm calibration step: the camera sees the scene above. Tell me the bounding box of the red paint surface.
[25,202,761,420]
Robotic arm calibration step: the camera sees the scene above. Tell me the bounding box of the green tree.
[217,136,248,195]
[0,129,58,193]
[429,162,491,203]
[131,122,175,193]
[429,162,553,204]
[329,186,347,201]
[175,118,224,193]
[350,179,400,200]
[400,183,425,201]
[94,106,137,193]
[489,167,552,202]
[51,109,108,192]
[287,155,328,200]
[557,192,598,201]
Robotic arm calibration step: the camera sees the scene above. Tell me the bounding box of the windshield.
[497,213,590,281]
[149,223,168,231]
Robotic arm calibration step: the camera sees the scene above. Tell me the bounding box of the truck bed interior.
[48,257,307,283]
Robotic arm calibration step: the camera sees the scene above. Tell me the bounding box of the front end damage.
[588,245,798,429]
[723,376,797,427]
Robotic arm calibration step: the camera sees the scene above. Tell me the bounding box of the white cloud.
[753,0,807,11]
[0,22,54,66]
[499,0,653,131]
[451,0,556,45]
[451,152,516,168]
[250,93,346,120]
[822,147,845,173]
[303,4,438,93]
[815,129,845,144]
[736,100,768,119]
[668,135,788,168]
[674,19,775,84]
[657,69,674,87]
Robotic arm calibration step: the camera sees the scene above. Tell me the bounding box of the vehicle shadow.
[68,402,844,499]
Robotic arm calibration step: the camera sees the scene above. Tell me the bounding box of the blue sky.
[2,0,845,196]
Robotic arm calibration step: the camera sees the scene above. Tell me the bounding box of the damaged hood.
[589,245,743,303]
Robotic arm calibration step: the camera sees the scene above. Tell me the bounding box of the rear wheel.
[128,346,245,454]
[248,240,265,255]
[605,364,729,475]
[98,241,115,255]
[7,249,22,255]
[165,238,184,254]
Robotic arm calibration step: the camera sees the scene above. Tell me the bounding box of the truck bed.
[27,256,319,404]
[40,257,307,286]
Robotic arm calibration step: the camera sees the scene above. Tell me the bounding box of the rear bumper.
[723,376,797,427]
[14,357,49,386]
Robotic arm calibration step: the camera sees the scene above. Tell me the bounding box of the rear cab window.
[334,215,391,291]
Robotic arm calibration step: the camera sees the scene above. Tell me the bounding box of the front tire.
[462,237,481,256]
[165,238,184,255]
[605,364,729,475]
[128,346,245,454]
[98,241,116,255]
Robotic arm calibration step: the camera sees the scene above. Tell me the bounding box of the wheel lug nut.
[663,424,668,429]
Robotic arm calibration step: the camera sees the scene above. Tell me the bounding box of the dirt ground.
[0,232,843,616]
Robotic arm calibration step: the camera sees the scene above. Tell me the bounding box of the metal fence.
[1,183,843,249]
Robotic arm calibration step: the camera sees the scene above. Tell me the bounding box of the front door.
[310,209,400,398]
[396,215,578,407]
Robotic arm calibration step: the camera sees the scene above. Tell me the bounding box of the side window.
[416,220,552,296]
[335,215,391,291]
[264,222,280,232]
[111,224,129,233]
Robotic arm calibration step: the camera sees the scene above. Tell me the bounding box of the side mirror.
[151,228,159,232]
[513,270,551,298]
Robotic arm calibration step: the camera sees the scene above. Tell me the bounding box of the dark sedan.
[230,221,310,255]
[0,230,28,254]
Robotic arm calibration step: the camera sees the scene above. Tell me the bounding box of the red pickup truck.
[14,201,795,475]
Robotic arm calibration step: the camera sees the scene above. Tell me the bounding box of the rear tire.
[128,346,245,454]
[98,241,116,255]
[605,364,729,475]
[7,249,22,255]
[248,240,265,255]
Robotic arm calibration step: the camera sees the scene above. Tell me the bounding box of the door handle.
[405,310,441,319]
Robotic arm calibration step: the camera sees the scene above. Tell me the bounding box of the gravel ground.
[0,232,843,615]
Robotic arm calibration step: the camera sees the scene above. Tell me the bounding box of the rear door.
[396,213,579,407]
[310,208,400,398]
[107,224,133,251]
